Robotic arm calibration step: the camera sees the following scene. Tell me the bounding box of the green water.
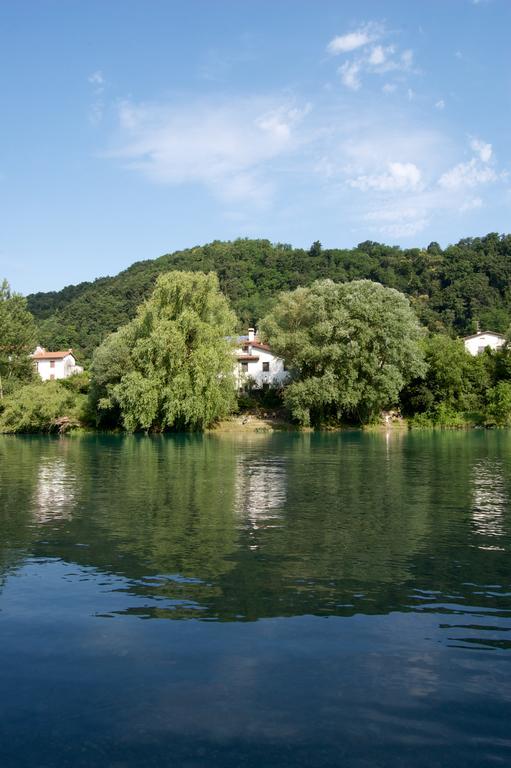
[0,431,510,766]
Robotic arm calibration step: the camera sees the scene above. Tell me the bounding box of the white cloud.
[401,50,414,68]
[438,138,500,189]
[327,24,380,54]
[339,61,361,90]
[435,99,445,110]
[438,159,497,189]
[88,70,106,125]
[88,70,104,86]
[107,97,309,204]
[330,25,415,91]
[368,46,386,66]
[381,220,429,237]
[364,207,429,237]
[349,161,422,191]
[470,137,492,162]
[459,196,483,212]
[382,83,397,94]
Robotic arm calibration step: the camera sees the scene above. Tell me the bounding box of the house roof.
[237,354,259,361]
[32,349,74,360]
[235,332,273,354]
[462,331,506,341]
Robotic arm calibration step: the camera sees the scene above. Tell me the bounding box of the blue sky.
[1,0,510,294]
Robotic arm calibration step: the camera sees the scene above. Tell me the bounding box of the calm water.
[0,432,510,767]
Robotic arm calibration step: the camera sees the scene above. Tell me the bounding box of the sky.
[1,0,510,295]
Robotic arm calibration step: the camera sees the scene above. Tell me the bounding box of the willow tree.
[0,279,37,399]
[260,279,426,425]
[90,271,237,431]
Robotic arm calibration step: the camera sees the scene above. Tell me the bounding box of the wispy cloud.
[348,162,422,192]
[88,70,104,87]
[327,22,415,92]
[327,23,381,54]
[460,196,483,212]
[107,97,310,204]
[339,61,361,90]
[439,137,501,189]
[98,19,508,245]
[314,118,507,241]
[88,70,106,125]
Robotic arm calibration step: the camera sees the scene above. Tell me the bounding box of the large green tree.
[0,279,37,398]
[260,279,426,425]
[90,271,238,431]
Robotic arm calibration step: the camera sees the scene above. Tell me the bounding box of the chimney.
[248,328,255,342]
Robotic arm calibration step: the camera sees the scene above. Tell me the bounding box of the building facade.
[234,328,289,389]
[32,347,83,381]
[463,331,506,356]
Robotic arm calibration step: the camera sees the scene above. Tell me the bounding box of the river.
[0,432,510,766]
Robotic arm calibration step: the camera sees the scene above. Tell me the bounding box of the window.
[50,360,55,368]
[283,361,288,371]
[262,361,270,372]
[241,361,248,372]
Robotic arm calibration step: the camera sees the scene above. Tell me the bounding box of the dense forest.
[27,233,511,361]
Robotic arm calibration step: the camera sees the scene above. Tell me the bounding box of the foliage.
[59,370,90,394]
[402,336,511,427]
[400,335,476,420]
[0,380,88,434]
[90,271,238,431]
[485,381,511,426]
[26,233,511,362]
[260,279,426,426]
[0,279,38,397]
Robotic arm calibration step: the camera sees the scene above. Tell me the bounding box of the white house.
[32,347,83,381]
[463,331,506,356]
[234,328,290,389]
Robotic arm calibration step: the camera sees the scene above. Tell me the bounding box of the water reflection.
[34,457,76,523]
[471,459,507,546]
[235,454,286,530]
[0,432,509,626]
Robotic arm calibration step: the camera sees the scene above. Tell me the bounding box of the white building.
[463,331,506,356]
[32,347,83,381]
[234,328,289,389]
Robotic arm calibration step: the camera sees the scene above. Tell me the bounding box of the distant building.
[32,347,83,381]
[463,331,506,356]
[234,328,289,389]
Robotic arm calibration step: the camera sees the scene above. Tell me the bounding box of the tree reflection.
[0,432,509,621]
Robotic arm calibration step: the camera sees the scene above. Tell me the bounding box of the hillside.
[27,234,511,361]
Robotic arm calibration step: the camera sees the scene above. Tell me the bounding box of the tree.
[0,279,38,398]
[260,279,426,425]
[90,271,238,431]
[486,381,511,426]
[400,335,477,420]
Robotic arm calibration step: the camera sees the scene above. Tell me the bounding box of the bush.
[0,381,88,433]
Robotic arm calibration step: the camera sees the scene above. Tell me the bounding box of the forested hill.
[27,234,511,361]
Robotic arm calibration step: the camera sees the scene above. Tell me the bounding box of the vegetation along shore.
[2,234,511,434]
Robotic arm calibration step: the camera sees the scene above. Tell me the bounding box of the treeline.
[27,233,511,361]
[2,269,511,433]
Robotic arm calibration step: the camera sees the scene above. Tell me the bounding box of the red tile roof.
[251,341,271,351]
[237,354,259,361]
[32,349,74,360]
